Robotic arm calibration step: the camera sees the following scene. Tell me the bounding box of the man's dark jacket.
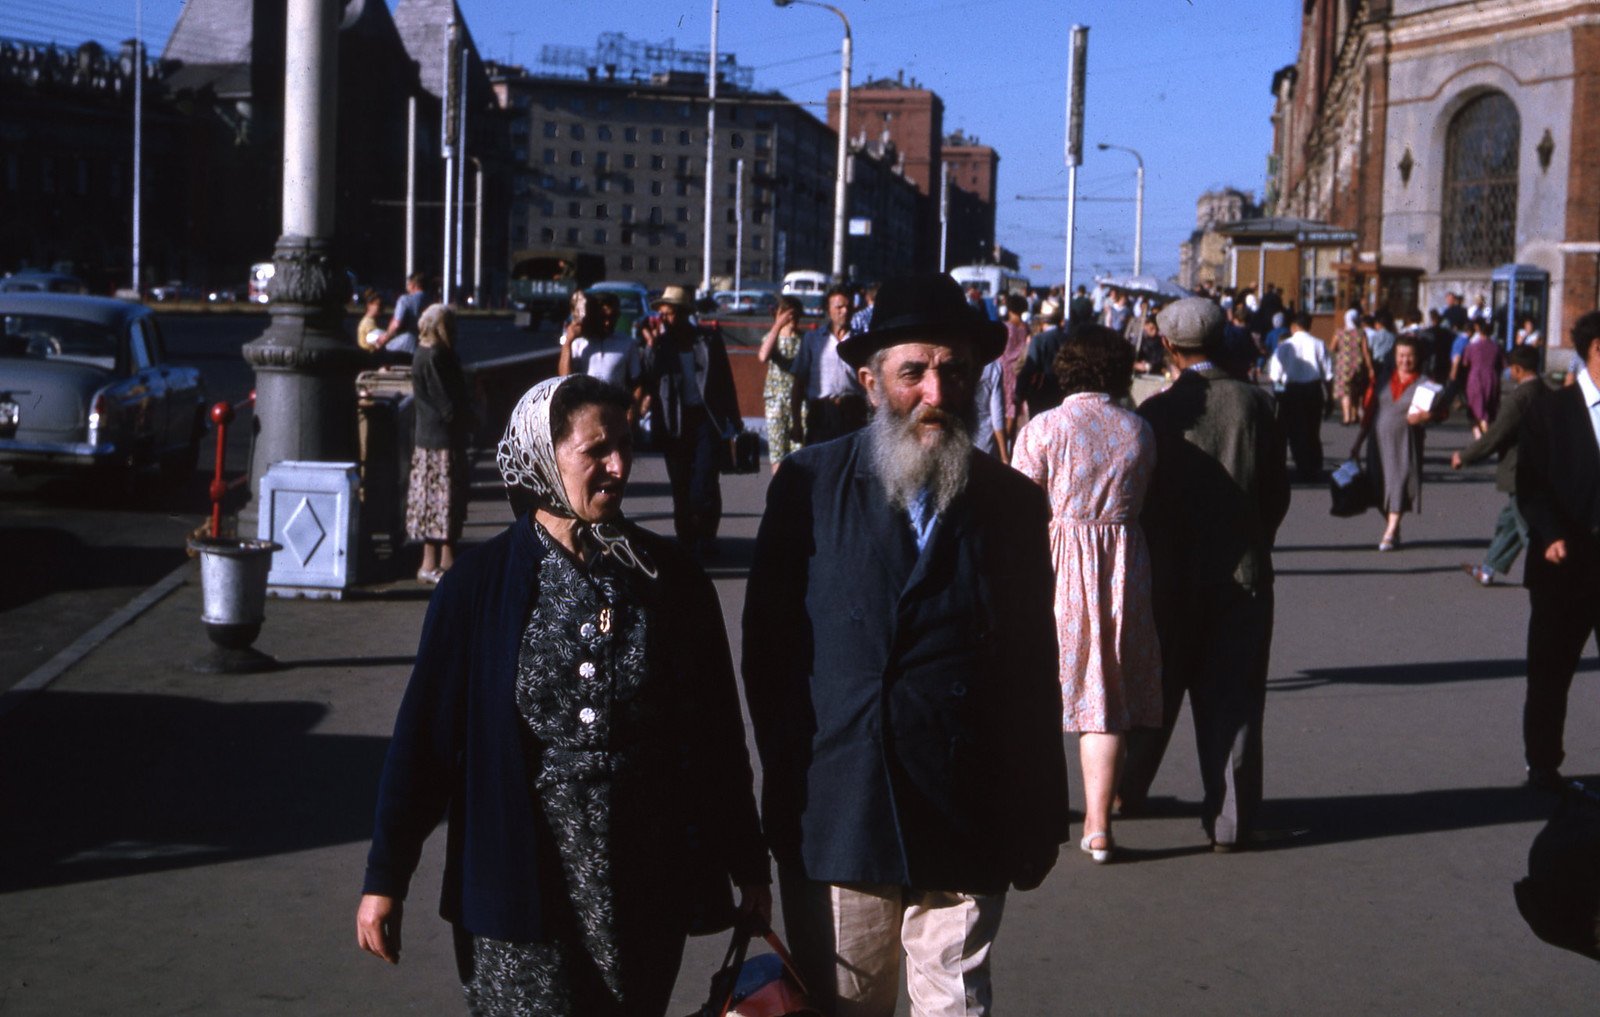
[1459,376,1547,494]
[1139,367,1291,592]
[363,517,768,942]
[638,324,741,438]
[741,432,1069,895]
[1519,382,1600,594]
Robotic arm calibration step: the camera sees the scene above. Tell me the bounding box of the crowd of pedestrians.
[350,265,1596,1017]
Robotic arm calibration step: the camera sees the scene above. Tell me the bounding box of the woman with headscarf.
[358,375,771,1016]
[407,304,474,583]
[1329,308,1373,426]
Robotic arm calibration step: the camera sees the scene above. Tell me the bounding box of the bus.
[948,264,1030,300]
[508,249,606,327]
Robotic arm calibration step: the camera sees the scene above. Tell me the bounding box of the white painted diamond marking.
[283,497,327,566]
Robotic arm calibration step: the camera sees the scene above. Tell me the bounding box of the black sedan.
[0,294,207,480]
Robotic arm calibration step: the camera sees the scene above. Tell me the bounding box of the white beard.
[867,399,973,517]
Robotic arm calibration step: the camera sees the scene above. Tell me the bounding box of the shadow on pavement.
[1255,783,1566,849]
[276,654,418,670]
[0,691,388,893]
[1269,656,1599,690]
[1275,538,1490,553]
[1275,565,1466,577]
[0,528,190,612]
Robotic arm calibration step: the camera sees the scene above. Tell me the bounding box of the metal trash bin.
[356,367,414,553]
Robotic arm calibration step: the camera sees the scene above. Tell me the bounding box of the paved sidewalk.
[2,417,1599,1015]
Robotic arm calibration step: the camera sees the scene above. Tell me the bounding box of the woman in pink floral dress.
[1013,325,1162,864]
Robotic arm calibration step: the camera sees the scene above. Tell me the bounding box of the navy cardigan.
[362,516,769,942]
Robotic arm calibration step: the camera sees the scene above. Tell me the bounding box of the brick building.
[1268,0,1600,348]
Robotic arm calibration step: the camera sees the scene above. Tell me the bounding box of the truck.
[508,249,606,329]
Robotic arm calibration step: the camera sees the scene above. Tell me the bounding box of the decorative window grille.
[1442,92,1519,269]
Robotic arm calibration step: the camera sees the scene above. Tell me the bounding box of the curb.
[0,559,195,723]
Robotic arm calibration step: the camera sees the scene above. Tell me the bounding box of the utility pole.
[131,0,142,294]
[442,21,456,302]
[454,54,468,302]
[773,0,851,284]
[939,161,950,272]
[701,0,720,297]
[1063,25,1088,293]
[405,96,416,279]
[473,159,484,306]
[734,157,745,295]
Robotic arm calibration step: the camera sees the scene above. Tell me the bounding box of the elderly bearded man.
[742,273,1069,1017]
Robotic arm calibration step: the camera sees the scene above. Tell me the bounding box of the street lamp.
[1097,143,1144,277]
[774,0,851,284]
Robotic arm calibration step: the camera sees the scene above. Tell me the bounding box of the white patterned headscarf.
[497,376,656,577]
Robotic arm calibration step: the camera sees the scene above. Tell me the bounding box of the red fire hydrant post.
[208,391,256,538]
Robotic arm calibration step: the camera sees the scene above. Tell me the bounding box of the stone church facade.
[1269,0,1600,348]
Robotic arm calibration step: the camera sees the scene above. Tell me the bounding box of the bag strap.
[757,927,812,999]
[713,923,754,1017]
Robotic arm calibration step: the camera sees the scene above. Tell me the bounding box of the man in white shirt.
[788,285,868,444]
[557,291,642,409]
[1269,311,1332,482]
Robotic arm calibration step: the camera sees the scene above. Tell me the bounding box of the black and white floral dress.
[458,523,694,1017]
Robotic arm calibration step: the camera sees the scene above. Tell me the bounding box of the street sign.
[848,217,872,236]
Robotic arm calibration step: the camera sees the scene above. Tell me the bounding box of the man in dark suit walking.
[1119,297,1291,851]
[1453,344,1548,586]
[742,273,1068,1017]
[1517,310,1600,788]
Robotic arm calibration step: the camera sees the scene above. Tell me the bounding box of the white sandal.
[1080,832,1114,864]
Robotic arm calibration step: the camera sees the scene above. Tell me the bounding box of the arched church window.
[1442,91,1519,269]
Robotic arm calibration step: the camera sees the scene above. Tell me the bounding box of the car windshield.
[0,314,119,370]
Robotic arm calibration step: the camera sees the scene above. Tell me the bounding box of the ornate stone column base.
[241,235,368,514]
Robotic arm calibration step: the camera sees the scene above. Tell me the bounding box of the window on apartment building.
[541,227,556,242]
[676,180,689,196]
[651,128,665,144]
[570,176,583,191]
[678,104,691,120]
[752,208,765,224]
[727,157,739,173]
[650,207,664,225]
[681,156,693,173]
[650,180,663,196]
[569,201,581,217]
[596,152,609,170]
[726,233,737,248]
[675,233,688,248]
[570,124,585,140]
[621,255,635,270]
[595,203,608,219]
[726,208,736,223]
[622,178,635,194]
[755,133,769,149]
[753,235,764,250]
[621,204,635,222]
[543,149,557,164]
[677,258,690,273]
[755,161,767,176]
[678,128,692,144]
[570,151,583,166]
[623,153,636,169]
[596,177,610,193]
[598,126,612,141]
[567,227,581,243]
[1442,90,1519,269]
[621,228,634,245]
[676,207,690,222]
[752,259,763,274]
[651,154,665,170]
[727,183,737,198]
[731,132,744,149]
[648,257,660,271]
[624,127,638,142]
[594,228,607,243]
[543,121,558,137]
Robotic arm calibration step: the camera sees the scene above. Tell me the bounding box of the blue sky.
[8,0,1301,289]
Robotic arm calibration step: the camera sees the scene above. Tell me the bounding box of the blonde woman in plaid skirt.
[407,303,474,583]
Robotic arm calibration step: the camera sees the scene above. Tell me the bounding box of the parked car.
[0,294,207,482]
[151,281,204,303]
[586,280,652,338]
[0,271,89,295]
[713,289,779,315]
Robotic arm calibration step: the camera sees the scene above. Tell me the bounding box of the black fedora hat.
[836,273,1009,369]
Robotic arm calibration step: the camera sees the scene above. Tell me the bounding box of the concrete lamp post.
[774,0,851,285]
[241,0,363,509]
[1097,142,1144,277]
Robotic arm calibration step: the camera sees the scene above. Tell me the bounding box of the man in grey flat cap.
[1118,297,1290,851]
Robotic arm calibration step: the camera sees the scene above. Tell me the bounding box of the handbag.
[1328,459,1374,518]
[718,428,761,475]
[687,919,818,1017]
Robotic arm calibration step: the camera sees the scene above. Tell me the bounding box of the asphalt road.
[0,312,550,689]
